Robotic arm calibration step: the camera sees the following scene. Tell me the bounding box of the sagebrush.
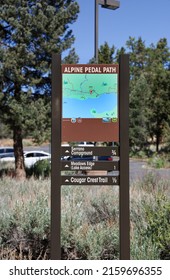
[0,174,169,259]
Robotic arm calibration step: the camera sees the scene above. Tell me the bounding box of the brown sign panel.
[61,175,119,185]
[62,64,119,142]
[61,160,119,171]
[61,146,119,157]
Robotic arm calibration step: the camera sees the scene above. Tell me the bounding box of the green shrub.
[0,162,15,178]
[0,175,170,260]
[26,159,51,178]
[138,172,169,193]
[130,174,170,260]
[143,194,170,254]
[86,196,118,225]
[131,233,160,260]
[61,186,119,260]
[0,178,50,259]
[148,154,169,168]
[0,195,50,259]
[131,190,170,260]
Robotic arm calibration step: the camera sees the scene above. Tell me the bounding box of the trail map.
[63,73,118,120]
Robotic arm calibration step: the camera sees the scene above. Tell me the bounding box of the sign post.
[51,54,130,260]
[119,54,130,260]
[51,54,62,260]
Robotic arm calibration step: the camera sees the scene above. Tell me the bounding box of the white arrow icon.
[65,179,69,183]
[65,165,69,168]
[65,150,69,153]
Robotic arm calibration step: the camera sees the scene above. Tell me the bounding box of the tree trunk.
[156,117,161,153]
[156,132,160,153]
[13,126,26,179]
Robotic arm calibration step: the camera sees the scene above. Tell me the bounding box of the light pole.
[95,0,120,63]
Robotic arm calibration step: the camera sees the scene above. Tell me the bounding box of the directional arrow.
[65,179,70,183]
[64,164,69,168]
[65,150,70,154]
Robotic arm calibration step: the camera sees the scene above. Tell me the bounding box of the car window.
[0,148,14,153]
[25,153,35,158]
[6,148,14,153]
[35,153,46,157]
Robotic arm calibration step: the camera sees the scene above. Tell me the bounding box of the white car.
[78,142,94,147]
[0,153,15,163]
[24,151,51,167]
[0,147,14,156]
[0,150,51,167]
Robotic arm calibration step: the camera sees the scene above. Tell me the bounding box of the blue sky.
[63,0,170,63]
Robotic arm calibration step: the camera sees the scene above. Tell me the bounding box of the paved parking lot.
[129,160,170,182]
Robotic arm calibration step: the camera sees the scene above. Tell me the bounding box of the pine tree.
[129,74,151,152]
[145,38,170,152]
[126,37,170,153]
[89,42,115,64]
[0,0,79,178]
[62,48,79,64]
[126,36,147,79]
[98,42,115,64]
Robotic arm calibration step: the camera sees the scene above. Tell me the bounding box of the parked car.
[77,142,94,147]
[0,150,51,167]
[0,147,14,159]
[0,153,14,159]
[24,151,51,167]
[0,152,14,161]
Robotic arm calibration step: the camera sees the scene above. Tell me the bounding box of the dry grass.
[0,139,13,146]
[0,177,50,260]
[0,173,169,260]
[0,138,50,147]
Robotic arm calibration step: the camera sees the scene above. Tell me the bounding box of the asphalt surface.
[129,160,170,183]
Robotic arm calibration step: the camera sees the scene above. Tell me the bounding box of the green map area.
[63,74,117,99]
[63,74,118,119]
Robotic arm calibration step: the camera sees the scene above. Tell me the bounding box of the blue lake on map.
[63,92,117,118]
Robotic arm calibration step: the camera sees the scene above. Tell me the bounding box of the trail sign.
[61,160,119,171]
[62,175,119,185]
[51,54,130,260]
[62,64,119,142]
[61,146,119,157]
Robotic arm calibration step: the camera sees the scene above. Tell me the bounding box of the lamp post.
[95,0,120,63]
[94,1,130,261]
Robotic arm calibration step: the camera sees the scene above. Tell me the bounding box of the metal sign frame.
[62,64,119,142]
[51,54,130,260]
[119,54,130,260]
